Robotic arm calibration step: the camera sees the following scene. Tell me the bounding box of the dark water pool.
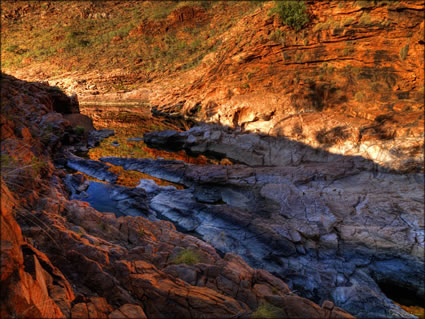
[71,181,124,217]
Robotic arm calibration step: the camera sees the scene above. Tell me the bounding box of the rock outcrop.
[146,1,424,173]
[86,123,423,318]
[1,74,356,318]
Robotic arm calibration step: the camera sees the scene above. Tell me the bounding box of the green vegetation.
[1,1,261,78]
[294,51,304,62]
[359,13,372,25]
[138,228,145,237]
[30,156,46,177]
[270,1,309,31]
[172,248,201,265]
[269,29,286,45]
[313,18,340,32]
[400,44,409,61]
[1,154,15,169]
[1,152,47,189]
[318,62,335,81]
[356,0,375,8]
[354,91,366,102]
[356,0,400,8]
[251,303,284,319]
[343,18,354,26]
[73,126,85,135]
[343,41,355,56]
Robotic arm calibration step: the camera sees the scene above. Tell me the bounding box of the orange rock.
[109,304,147,319]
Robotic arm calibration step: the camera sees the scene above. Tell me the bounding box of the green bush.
[359,13,372,25]
[400,44,409,61]
[138,228,145,237]
[172,248,201,265]
[251,303,284,319]
[1,154,15,168]
[270,1,309,31]
[73,126,85,135]
[354,91,366,102]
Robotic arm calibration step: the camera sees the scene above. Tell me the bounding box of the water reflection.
[79,105,227,187]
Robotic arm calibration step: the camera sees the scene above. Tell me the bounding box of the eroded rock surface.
[98,125,424,318]
[1,74,356,318]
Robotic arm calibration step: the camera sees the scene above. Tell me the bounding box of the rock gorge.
[1,1,424,319]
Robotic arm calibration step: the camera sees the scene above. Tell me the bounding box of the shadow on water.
[378,281,425,319]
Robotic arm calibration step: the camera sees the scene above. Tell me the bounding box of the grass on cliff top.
[1,1,262,80]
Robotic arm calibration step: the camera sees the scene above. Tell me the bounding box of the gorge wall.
[1,1,424,317]
[2,0,424,172]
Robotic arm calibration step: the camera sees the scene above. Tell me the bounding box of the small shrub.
[1,154,16,169]
[5,44,19,53]
[73,126,85,135]
[251,303,284,319]
[357,0,374,8]
[269,29,286,45]
[270,1,309,31]
[63,29,91,51]
[199,1,213,10]
[30,156,46,177]
[343,42,355,56]
[98,221,108,232]
[359,13,372,25]
[138,228,145,237]
[294,51,304,62]
[400,44,409,61]
[151,3,176,20]
[172,248,201,265]
[381,20,391,27]
[313,21,330,32]
[343,18,354,26]
[354,91,366,102]
[316,126,349,146]
[291,123,303,136]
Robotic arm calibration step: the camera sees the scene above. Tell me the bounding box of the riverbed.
[65,104,424,319]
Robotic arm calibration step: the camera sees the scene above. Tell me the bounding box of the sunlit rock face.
[146,1,424,173]
[2,1,423,170]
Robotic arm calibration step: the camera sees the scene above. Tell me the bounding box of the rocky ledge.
[80,124,422,318]
[1,75,358,317]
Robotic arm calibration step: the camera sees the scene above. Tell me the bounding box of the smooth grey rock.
[127,137,143,142]
[93,129,424,319]
[66,154,117,183]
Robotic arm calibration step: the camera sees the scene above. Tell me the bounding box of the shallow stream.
[69,104,230,215]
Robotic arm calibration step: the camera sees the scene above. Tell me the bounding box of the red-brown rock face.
[147,1,424,172]
[0,180,73,318]
[1,1,422,171]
